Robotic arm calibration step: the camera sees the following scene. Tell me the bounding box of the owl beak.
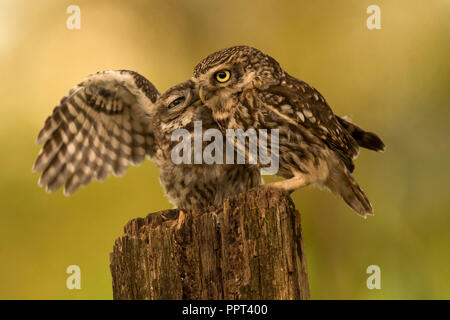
[192,98,203,107]
[199,86,211,104]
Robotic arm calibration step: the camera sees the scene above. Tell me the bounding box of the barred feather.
[33,70,159,195]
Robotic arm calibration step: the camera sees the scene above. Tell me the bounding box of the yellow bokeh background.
[0,0,449,299]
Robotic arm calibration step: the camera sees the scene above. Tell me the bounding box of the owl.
[193,46,385,217]
[151,79,262,209]
[33,70,261,210]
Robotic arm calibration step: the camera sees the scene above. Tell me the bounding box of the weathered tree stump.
[110,188,310,299]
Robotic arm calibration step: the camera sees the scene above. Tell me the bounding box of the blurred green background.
[0,0,449,299]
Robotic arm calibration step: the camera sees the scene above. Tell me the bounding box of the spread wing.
[261,74,360,171]
[33,70,160,195]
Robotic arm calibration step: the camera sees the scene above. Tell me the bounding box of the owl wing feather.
[336,115,385,152]
[261,74,360,172]
[33,70,159,195]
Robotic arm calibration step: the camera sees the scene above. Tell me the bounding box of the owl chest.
[159,164,235,209]
[225,97,264,131]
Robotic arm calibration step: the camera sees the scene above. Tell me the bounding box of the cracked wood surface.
[110,188,310,300]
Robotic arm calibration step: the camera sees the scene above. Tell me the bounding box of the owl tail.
[327,167,374,218]
[336,116,386,152]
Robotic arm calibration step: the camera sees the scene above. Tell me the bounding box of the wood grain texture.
[110,187,310,300]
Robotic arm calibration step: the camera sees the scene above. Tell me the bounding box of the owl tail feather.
[336,116,386,152]
[327,168,373,218]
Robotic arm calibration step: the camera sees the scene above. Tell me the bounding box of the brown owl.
[151,79,262,209]
[193,46,385,217]
[33,70,261,210]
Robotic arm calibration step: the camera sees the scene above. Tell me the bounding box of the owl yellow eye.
[168,97,185,109]
[214,70,231,83]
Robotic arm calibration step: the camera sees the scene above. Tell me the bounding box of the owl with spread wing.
[193,46,385,217]
[33,70,261,210]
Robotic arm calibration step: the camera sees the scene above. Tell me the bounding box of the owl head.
[193,46,283,113]
[152,80,219,142]
[151,80,199,132]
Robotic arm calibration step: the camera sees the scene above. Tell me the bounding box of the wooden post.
[109,188,310,299]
